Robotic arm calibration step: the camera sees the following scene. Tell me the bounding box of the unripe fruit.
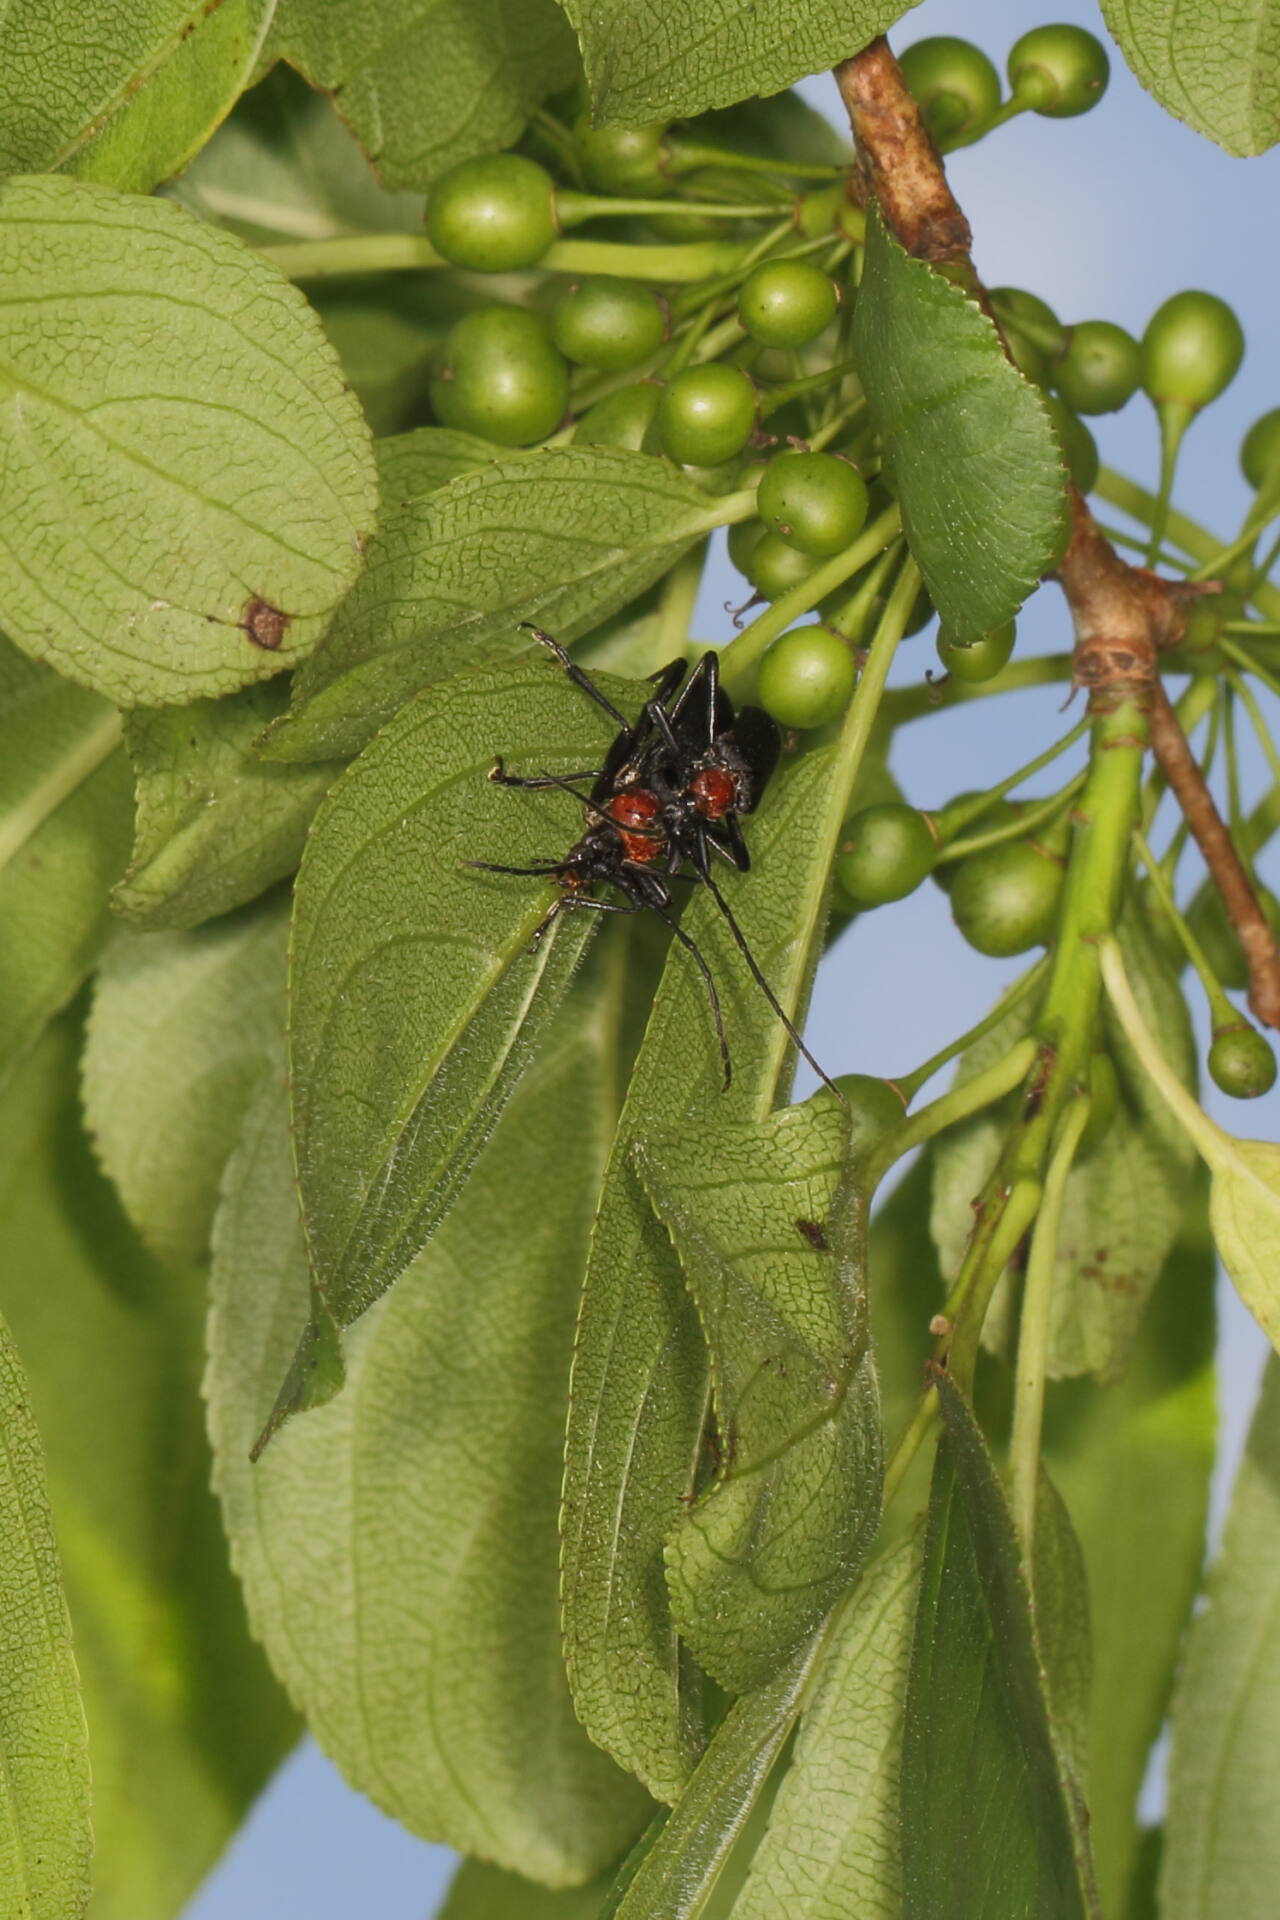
[575,118,669,196]
[1241,408,1280,492]
[426,154,557,272]
[550,279,665,371]
[898,37,1002,143]
[1142,291,1244,410]
[728,517,766,578]
[1055,320,1142,415]
[1043,394,1099,493]
[936,621,1016,683]
[1210,1024,1277,1099]
[1077,1051,1121,1156]
[747,532,820,600]
[757,452,869,557]
[738,260,839,348]
[657,364,756,466]
[574,381,661,451]
[431,306,568,446]
[757,625,857,729]
[832,1073,909,1154]
[950,839,1064,955]
[1187,887,1280,991]
[931,795,1022,894]
[1007,25,1110,117]
[836,804,938,907]
[991,286,1066,356]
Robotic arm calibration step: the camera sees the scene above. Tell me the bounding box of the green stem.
[1009,1094,1092,1553]
[933,715,1090,846]
[1094,467,1220,566]
[1147,400,1194,567]
[557,189,783,223]
[826,558,923,820]
[864,1036,1039,1197]
[1228,666,1280,797]
[1100,940,1229,1166]
[720,506,902,685]
[823,544,896,643]
[259,233,748,284]
[667,138,849,183]
[0,707,122,871]
[1133,824,1237,1030]
[758,360,862,419]
[894,957,1051,1104]
[938,775,1085,865]
[945,1178,1044,1392]
[653,543,706,660]
[882,653,1073,723]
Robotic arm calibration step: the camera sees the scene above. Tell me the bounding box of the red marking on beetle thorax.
[607,787,664,863]
[690,766,737,820]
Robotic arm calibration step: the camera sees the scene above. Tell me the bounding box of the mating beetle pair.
[471,626,837,1094]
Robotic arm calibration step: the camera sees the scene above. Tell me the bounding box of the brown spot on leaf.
[795,1218,829,1251]
[243,599,288,650]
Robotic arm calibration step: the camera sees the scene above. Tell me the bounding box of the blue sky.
[188,3,1280,1912]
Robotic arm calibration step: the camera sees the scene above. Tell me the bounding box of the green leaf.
[932,915,1197,1379]
[0,1307,91,1920]
[562,738,844,1799]
[439,1862,617,1919]
[0,0,274,191]
[608,1645,816,1920]
[266,0,578,191]
[374,425,510,506]
[265,448,725,763]
[1043,1176,1216,1916]
[81,894,289,1263]
[0,1015,296,1919]
[0,175,377,706]
[902,1376,1096,1918]
[1031,1470,1093,1792]
[862,1154,946,1538]
[114,681,339,930]
[207,940,649,1884]
[0,639,132,1089]
[634,1101,882,1694]
[852,209,1067,642]
[561,0,907,125]
[1099,0,1280,156]
[1161,1355,1280,1914]
[1206,1136,1280,1343]
[732,1539,921,1920]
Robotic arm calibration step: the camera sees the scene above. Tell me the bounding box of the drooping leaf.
[0,638,132,1089]
[562,0,909,125]
[114,682,339,930]
[852,208,1067,642]
[267,448,730,763]
[1099,0,1280,156]
[1206,1136,1280,1344]
[1043,1174,1216,1916]
[732,1539,921,1920]
[1031,1470,1093,1793]
[266,0,578,191]
[562,736,846,1799]
[0,1307,91,1920]
[931,913,1197,1379]
[1161,1356,1280,1915]
[0,1016,297,1920]
[902,1376,1096,1918]
[439,1862,617,1919]
[634,1100,882,1694]
[82,893,288,1264]
[0,0,275,191]
[0,175,377,706]
[208,939,649,1884]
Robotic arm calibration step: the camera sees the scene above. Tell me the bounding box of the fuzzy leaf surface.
[82,894,288,1264]
[0,1306,91,1920]
[562,737,845,1799]
[903,1376,1095,1917]
[852,210,1067,641]
[266,0,578,190]
[208,947,648,1883]
[1100,0,1280,155]
[932,917,1196,1378]
[1207,1135,1280,1348]
[115,681,338,930]
[0,1017,296,1920]
[635,1100,881,1694]
[561,0,911,125]
[1161,1355,1280,1914]
[0,176,376,706]
[734,1539,920,1920]
[266,448,723,763]
[0,639,132,1088]
[0,0,275,191]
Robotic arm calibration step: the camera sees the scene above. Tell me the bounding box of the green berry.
[757,624,857,729]
[931,795,1022,894]
[991,286,1066,355]
[738,260,839,348]
[657,364,756,466]
[835,803,939,907]
[1142,291,1245,410]
[1241,408,1280,492]
[950,839,1064,956]
[747,532,820,600]
[727,517,765,578]
[431,306,568,446]
[757,452,869,558]
[936,621,1016,683]
[550,279,665,371]
[426,154,557,272]
[574,381,661,451]
[1043,393,1099,493]
[898,37,1002,143]
[1077,1051,1121,1156]
[831,1073,909,1154]
[575,118,669,196]
[1209,1024,1278,1099]
[1055,320,1142,415]
[1008,25,1110,117]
